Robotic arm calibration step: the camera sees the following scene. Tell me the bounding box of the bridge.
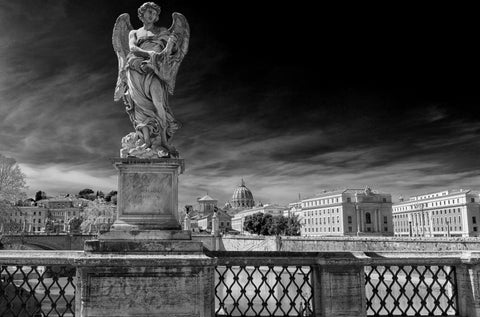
[0,233,96,250]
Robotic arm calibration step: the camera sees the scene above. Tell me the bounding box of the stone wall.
[211,235,480,252]
[280,236,480,252]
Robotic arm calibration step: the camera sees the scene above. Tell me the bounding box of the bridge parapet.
[0,234,96,250]
[1,250,480,316]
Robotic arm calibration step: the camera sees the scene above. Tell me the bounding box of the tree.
[243,212,302,236]
[78,188,95,200]
[0,154,27,203]
[80,199,116,233]
[105,190,118,202]
[285,214,302,236]
[68,216,83,233]
[0,200,22,233]
[35,190,47,202]
[269,215,288,236]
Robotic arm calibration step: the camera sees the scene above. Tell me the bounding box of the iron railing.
[207,251,317,317]
[365,265,458,316]
[0,251,80,317]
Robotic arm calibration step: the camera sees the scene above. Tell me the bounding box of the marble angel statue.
[112,2,189,158]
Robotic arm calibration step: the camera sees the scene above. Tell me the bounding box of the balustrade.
[1,250,480,316]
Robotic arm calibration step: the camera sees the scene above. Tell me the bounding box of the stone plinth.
[111,158,185,231]
[85,229,204,254]
[76,254,216,317]
[79,157,216,316]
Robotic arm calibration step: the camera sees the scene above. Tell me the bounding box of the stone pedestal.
[317,254,367,317]
[110,158,185,231]
[76,254,216,317]
[79,158,215,316]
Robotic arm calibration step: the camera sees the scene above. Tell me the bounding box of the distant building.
[392,189,480,237]
[197,210,232,233]
[19,207,47,233]
[197,194,217,216]
[299,187,394,237]
[231,179,255,209]
[36,197,88,232]
[287,200,302,218]
[231,204,287,233]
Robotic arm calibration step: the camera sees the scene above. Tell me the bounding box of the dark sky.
[1,1,480,207]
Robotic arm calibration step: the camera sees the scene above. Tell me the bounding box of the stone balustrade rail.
[2,250,480,316]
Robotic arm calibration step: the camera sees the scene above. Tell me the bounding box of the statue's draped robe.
[125,34,179,141]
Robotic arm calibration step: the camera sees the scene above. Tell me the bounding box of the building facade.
[20,207,47,233]
[197,194,217,216]
[1,206,46,233]
[36,197,88,232]
[299,188,394,237]
[197,210,232,233]
[392,189,480,237]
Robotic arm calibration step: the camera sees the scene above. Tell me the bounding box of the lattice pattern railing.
[214,265,313,317]
[0,265,76,317]
[365,265,458,316]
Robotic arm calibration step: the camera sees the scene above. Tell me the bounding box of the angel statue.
[113,2,189,158]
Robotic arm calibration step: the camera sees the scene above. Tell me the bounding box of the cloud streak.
[1,1,480,208]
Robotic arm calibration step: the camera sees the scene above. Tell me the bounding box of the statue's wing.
[112,13,133,101]
[165,12,190,94]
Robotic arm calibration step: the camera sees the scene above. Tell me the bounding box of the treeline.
[243,212,301,236]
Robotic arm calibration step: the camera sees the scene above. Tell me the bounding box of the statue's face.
[142,7,159,23]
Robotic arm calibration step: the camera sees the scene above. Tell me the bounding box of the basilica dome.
[231,179,255,208]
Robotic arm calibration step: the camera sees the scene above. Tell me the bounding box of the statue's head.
[138,2,161,23]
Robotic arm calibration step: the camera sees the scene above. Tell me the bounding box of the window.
[366,212,371,224]
[348,216,352,224]
[348,226,352,232]
[473,217,477,224]
[382,198,387,203]
[475,227,478,232]
[384,227,388,232]
[383,216,388,224]
[347,197,351,203]
[472,198,475,203]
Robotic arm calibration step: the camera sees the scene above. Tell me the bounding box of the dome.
[231,179,255,208]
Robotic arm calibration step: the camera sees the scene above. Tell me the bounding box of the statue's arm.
[128,30,151,58]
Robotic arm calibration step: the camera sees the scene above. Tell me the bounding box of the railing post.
[459,252,480,317]
[317,252,367,317]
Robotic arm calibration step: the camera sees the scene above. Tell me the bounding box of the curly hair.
[138,2,161,23]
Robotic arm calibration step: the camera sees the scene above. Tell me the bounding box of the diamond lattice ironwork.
[215,265,313,317]
[365,265,457,316]
[1,265,76,317]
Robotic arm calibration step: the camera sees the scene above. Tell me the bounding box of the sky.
[1,1,480,208]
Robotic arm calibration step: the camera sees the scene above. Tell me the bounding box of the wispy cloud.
[1,1,480,209]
